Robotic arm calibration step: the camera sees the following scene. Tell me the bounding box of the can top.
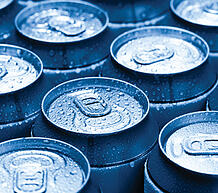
[209,86,218,111]
[111,26,208,75]
[15,0,108,43]
[0,0,13,10]
[159,111,218,175]
[171,0,218,27]
[0,44,42,95]
[42,77,149,135]
[0,137,90,193]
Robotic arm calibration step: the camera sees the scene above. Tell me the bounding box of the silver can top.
[0,0,13,10]
[111,26,208,75]
[0,44,42,95]
[42,77,149,135]
[171,0,218,27]
[15,0,108,43]
[0,137,90,193]
[159,111,218,175]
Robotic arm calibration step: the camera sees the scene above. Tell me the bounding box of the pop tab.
[133,45,174,65]
[48,15,86,36]
[183,135,218,155]
[14,165,47,193]
[74,91,111,117]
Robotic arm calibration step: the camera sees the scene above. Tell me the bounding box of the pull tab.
[204,2,218,14]
[14,165,47,193]
[48,16,86,36]
[183,135,218,155]
[0,65,7,79]
[74,91,111,117]
[132,46,174,65]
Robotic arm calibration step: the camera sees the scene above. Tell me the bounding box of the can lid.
[209,86,218,111]
[0,44,42,95]
[111,26,208,75]
[0,0,13,10]
[159,111,218,175]
[42,77,149,135]
[15,0,108,43]
[171,0,218,27]
[0,137,90,193]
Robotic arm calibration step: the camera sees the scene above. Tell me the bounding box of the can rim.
[110,25,210,75]
[0,0,13,10]
[0,44,43,95]
[41,76,150,136]
[170,0,218,28]
[0,137,91,192]
[159,111,218,176]
[15,0,109,44]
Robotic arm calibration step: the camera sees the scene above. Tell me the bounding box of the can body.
[102,26,217,128]
[84,0,170,33]
[208,85,218,111]
[33,77,159,193]
[0,44,44,141]
[92,152,147,193]
[145,111,218,193]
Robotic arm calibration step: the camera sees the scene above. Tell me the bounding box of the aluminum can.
[0,137,95,193]
[208,86,218,111]
[32,77,159,193]
[144,111,218,193]
[101,26,218,128]
[7,1,117,92]
[0,44,45,141]
[159,0,218,73]
[0,0,53,43]
[0,0,20,42]
[83,0,170,34]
